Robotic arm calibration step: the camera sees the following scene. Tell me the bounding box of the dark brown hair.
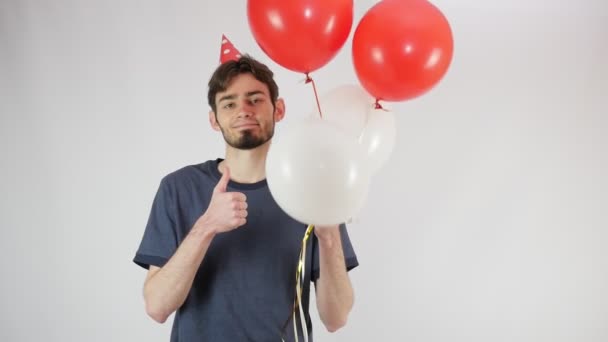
[207,54,279,113]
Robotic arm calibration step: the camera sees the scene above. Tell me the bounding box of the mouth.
[233,123,259,130]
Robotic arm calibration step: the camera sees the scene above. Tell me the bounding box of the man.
[133,54,359,341]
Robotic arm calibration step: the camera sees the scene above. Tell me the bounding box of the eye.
[251,97,264,104]
[223,102,235,109]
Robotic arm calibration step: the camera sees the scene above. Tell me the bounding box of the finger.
[231,192,247,202]
[230,217,241,227]
[230,201,248,210]
[237,209,248,218]
[215,165,231,193]
[231,217,246,227]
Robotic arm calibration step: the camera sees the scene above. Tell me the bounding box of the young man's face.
[210,73,284,150]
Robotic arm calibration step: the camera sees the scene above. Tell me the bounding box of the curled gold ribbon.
[281,224,314,342]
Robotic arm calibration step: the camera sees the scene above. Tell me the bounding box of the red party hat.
[219,34,242,64]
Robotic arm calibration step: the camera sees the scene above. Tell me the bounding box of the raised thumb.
[215,165,231,193]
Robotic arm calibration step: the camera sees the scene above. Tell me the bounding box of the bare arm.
[143,222,216,323]
[314,225,355,332]
[142,166,247,323]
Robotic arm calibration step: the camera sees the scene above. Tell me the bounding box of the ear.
[209,110,221,131]
[274,98,286,122]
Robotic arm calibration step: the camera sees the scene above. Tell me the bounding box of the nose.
[237,99,254,118]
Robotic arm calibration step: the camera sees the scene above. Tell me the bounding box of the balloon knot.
[305,73,312,84]
[374,99,384,110]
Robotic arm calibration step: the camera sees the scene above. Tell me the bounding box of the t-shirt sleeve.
[133,177,178,270]
[311,223,359,282]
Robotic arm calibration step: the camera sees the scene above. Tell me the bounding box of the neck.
[220,141,270,184]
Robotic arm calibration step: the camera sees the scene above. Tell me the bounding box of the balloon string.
[305,73,323,119]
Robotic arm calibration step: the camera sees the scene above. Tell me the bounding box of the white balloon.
[309,84,376,140]
[266,119,371,226]
[309,84,397,173]
[359,108,397,174]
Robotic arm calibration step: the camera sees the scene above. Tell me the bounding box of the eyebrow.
[218,90,266,104]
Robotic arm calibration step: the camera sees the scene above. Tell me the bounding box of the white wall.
[1,0,606,341]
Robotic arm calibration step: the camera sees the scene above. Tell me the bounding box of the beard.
[221,124,274,150]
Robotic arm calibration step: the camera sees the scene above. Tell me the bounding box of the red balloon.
[247,0,353,74]
[352,0,454,102]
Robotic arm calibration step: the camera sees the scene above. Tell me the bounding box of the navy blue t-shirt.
[133,159,359,342]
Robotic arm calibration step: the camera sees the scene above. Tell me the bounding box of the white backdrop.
[1,0,607,341]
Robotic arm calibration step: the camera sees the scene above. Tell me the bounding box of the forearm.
[315,227,354,332]
[144,222,216,323]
